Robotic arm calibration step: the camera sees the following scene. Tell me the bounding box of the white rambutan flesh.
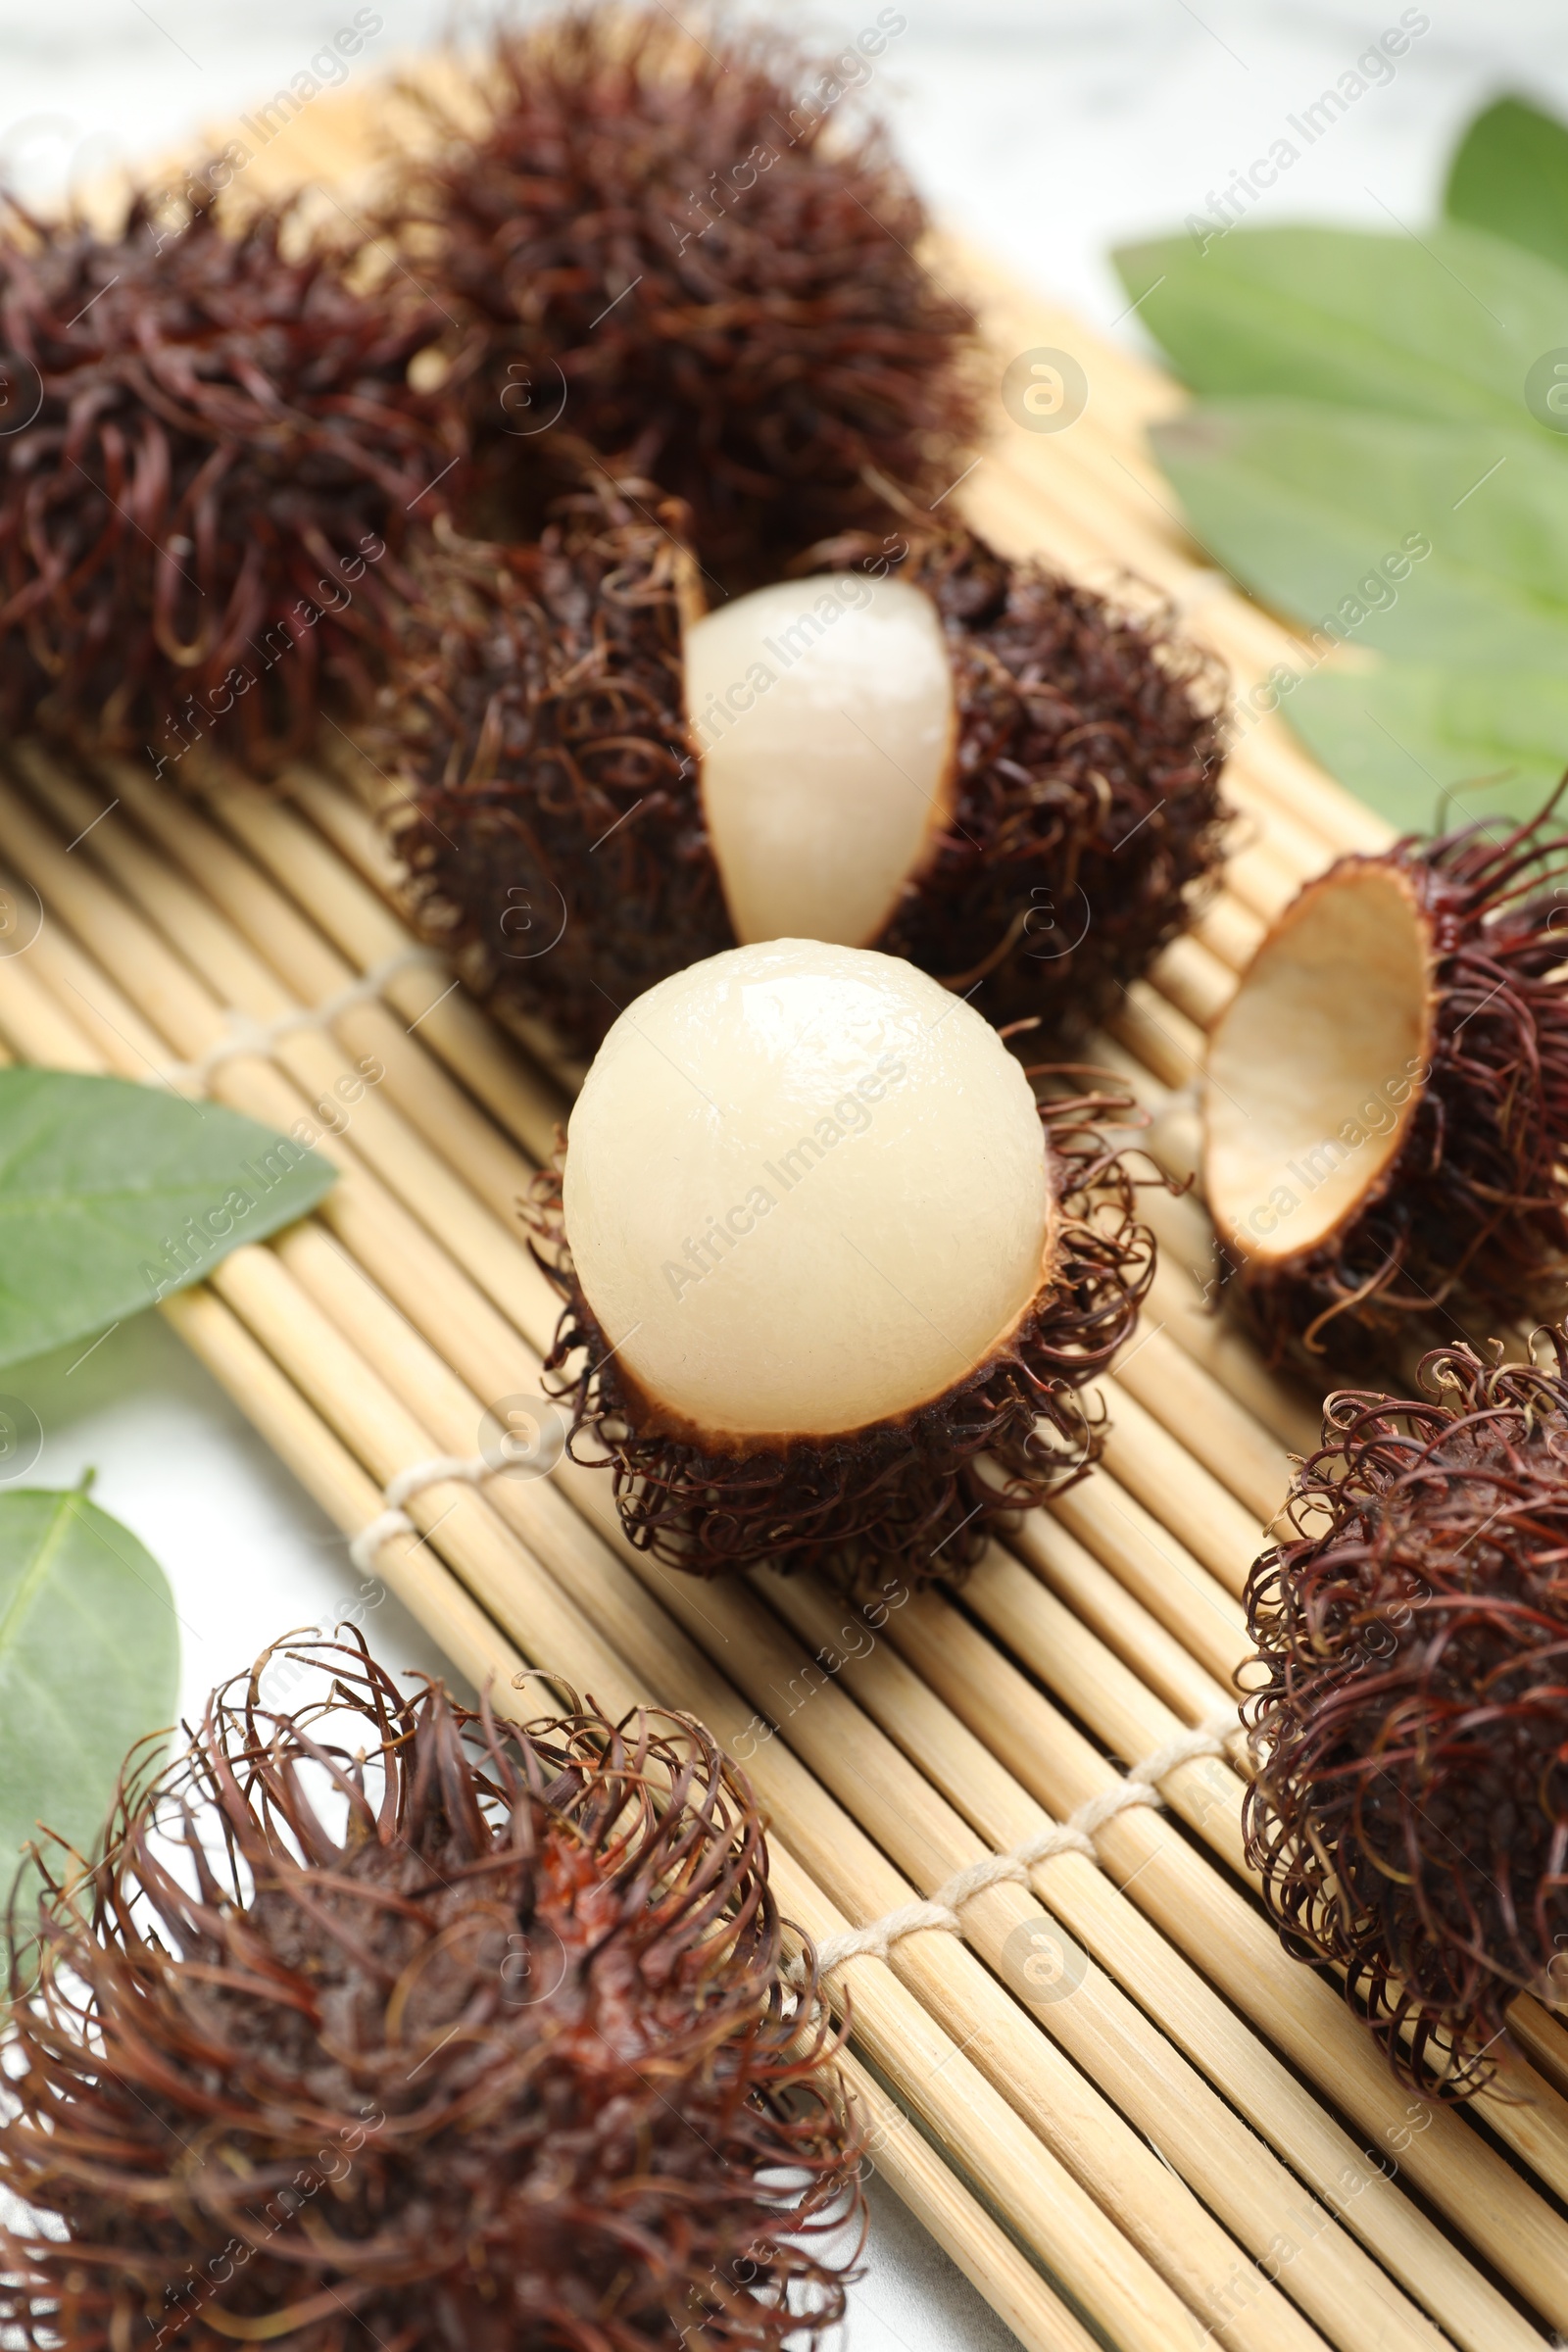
[684,575,956,952]
[1204,862,1431,1264]
[562,940,1053,1442]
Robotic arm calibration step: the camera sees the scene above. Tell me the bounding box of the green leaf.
[0,1070,335,1370]
[1151,399,1568,670]
[1113,224,1568,441]
[1281,663,1568,832]
[1446,95,1568,277]
[0,1487,179,1896]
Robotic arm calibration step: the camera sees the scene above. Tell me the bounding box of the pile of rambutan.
[0,1638,861,2350]
[1244,1332,1568,2093]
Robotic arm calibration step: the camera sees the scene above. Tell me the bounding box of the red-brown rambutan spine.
[373,488,728,1058]
[382,7,979,580]
[0,1636,861,2350]
[526,1080,1155,1592]
[1243,1332,1568,2096]
[1219,796,1568,1371]
[375,505,1227,1059]
[0,189,466,774]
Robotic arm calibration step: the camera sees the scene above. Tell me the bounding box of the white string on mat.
[172,946,445,1087]
[350,1463,1243,1977]
[799,1710,1241,1981]
[349,1452,492,1574]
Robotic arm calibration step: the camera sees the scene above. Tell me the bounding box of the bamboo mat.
[4,81,1568,2352]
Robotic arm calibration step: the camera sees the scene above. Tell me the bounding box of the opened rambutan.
[381,5,978,579]
[0,186,465,774]
[1243,1331,1568,2094]
[375,499,1227,1059]
[1203,793,1568,1369]
[0,1635,861,2350]
[526,938,1154,1592]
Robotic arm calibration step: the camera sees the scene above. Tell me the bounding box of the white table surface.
[5,4,1567,2343]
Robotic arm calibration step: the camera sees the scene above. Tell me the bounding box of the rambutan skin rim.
[1241,1330,1568,2098]
[1208,793,1568,1369]
[526,1081,1157,1592]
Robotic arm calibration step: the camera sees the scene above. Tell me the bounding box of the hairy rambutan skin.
[1221,797,1568,1371]
[527,1082,1156,1592]
[0,1638,861,2351]
[855,528,1229,1034]
[376,506,1227,1060]
[0,190,465,774]
[374,489,729,1060]
[1242,1333,1568,2096]
[382,8,979,580]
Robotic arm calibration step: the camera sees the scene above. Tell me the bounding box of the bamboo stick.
[943,1557,1568,2234]
[160,754,567,1164]
[10,750,563,1352]
[1105,979,1205,1088]
[1096,1382,1269,1593]
[93,750,557,1224]
[833,2047,1104,2352]
[163,1281,1150,2352]
[1148,932,1238,1032]
[1192,891,1266,974]
[1109,1327,1292,1525]
[756,1572,1470,2352]
[1046,1468,1249,1673]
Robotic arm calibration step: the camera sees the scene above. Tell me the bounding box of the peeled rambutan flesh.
[529,937,1154,1590]
[377,503,1227,1059]
[1203,794,1568,1370]
[382,5,979,580]
[0,187,464,774]
[1243,1332,1568,2093]
[0,1637,861,2350]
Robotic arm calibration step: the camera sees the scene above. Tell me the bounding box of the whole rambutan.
[383,5,979,580]
[1243,1331,1568,2094]
[0,186,465,774]
[527,939,1155,1592]
[0,1636,861,2350]
[375,498,1227,1059]
[1203,793,1568,1370]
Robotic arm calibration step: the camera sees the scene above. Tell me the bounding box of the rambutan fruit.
[527,937,1154,1591]
[381,5,979,580]
[0,1636,860,2351]
[0,185,465,775]
[1243,1331,1568,2094]
[376,500,1227,1060]
[1203,794,1568,1369]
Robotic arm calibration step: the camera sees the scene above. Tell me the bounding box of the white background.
[5,3,1567,2344]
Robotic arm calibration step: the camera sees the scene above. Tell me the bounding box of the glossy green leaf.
[1282,663,1568,832]
[1114,224,1568,442]
[0,1070,335,1370]
[1151,399,1568,670]
[1446,95,1568,277]
[0,1487,178,1894]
